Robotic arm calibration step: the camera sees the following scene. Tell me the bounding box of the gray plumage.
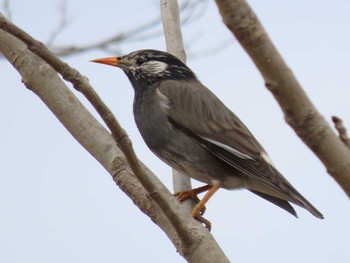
[92,49,323,219]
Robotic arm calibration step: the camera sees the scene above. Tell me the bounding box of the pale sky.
[1,1,350,262]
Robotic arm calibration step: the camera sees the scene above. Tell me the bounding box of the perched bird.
[91,49,323,228]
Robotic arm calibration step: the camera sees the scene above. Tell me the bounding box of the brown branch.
[0,11,190,233]
[215,0,350,197]
[332,116,350,149]
[0,12,227,262]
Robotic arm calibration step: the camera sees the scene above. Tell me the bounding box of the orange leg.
[175,184,220,230]
[191,185,220,231]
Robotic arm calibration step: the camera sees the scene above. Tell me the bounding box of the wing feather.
[158,79,323,219]
[159,80,275,184]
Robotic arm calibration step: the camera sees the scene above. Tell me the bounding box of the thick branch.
[0,13,227,262]
[0,23,182,249]
[215,0,350,196]
[0,14,175,225]
[332,116,350,149]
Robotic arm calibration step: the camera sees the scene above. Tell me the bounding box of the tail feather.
[288,190,324,219]
[249,188,324,219]
[249,163,324,219]
[250,190,298,218]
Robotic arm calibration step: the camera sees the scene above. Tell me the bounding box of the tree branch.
[48,0,207,57]
[50,15,162,56]
[215,0,350,197]
[46,0,71,46]
[0,12,227,262]
[332,116,350,149]
[0,12,180,241]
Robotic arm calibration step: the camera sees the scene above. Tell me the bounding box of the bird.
[91,49,323,229]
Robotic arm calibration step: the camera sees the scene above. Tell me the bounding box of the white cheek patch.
[129,66,137,76]
[141,61,168,75]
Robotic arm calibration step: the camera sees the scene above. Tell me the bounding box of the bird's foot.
[174,188,208,215]
[174,190,211,229]
[174,189,198,202]
[174,185,218,231]
[192,211,212,231]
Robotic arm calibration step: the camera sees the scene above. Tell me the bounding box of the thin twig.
[332,116,350,149]
[179,0,208,25]
[0,12,192,238]
[187,38,233,59]
[52,16,161,56]
[0,0,225,60]
[51,0,206,57]
[46,0,71,46]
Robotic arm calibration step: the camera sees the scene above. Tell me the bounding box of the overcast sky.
[1,1,350,262]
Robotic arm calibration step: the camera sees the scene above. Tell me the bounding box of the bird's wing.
[158,79,275,181]
[158,80,323,219]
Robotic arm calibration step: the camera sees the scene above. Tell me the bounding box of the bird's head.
[91,49,196,90]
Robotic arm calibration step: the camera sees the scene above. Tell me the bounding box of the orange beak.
[90,56,130,68]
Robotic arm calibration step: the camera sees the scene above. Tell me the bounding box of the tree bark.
[215,0,350,197]
[0,12,228,263]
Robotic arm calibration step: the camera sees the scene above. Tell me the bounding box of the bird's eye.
[136,58,145,66]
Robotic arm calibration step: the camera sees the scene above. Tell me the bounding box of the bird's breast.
[132,87,244,187]
[133,88,172,150]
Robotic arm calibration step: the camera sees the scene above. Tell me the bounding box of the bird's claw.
[193,212,212,231]
[174,190,206,215]
[174,189,198,202]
